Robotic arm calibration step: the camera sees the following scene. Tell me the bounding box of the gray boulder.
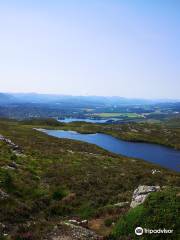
[130,185,160,208]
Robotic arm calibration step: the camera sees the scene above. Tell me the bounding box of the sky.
[0,0,179,99]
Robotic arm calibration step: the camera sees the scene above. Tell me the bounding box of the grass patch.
[93,113,143,118]
[110,188,180,239]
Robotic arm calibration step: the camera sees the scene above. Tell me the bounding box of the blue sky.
[0,0,179,99]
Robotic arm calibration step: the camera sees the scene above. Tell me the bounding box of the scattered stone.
[114,201,129,208]
[0,134,24,156]
[1,166,15,170]
[47,222,102,240]
[66,150,74,154]
[68,219,88,227]
[0,189,9,200]
[64,222,102,239]
[130,185,160,208]
[68,220,79,225]
[81,220,88,224]
[8,161,18,169]
[152,169,161,175]
[52,236,72,240]
[130,129,138,133]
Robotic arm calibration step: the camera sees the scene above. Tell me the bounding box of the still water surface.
[58,118,109,123]
[42,129,180,172]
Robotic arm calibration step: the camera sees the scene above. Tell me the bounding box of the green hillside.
[0,119,179,239]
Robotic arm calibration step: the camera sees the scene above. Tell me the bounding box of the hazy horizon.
[0,1,180,99]
[1,91,179,101]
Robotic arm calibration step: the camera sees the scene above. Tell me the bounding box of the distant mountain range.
[0,92,179,106]
[0,93,17,103]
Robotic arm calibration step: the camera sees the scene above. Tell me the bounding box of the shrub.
[10,154,17,161]
[52,188,67,200]
[49,202,73,216]
[78,203,95,219]
[104,218,114,227]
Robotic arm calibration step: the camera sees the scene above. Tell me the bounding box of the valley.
[0,118,179,239]
[1,1,179,238]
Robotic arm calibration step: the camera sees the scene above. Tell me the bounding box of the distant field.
[93,112,143,118]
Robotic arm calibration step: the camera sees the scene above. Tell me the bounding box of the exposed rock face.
[46,222,103,240]
[0,189,9,200]
[130,185,160,208]
[63,222,101,240]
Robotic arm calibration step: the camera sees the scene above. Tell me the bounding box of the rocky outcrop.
[61,222,102,240]
[0,134,23,156]
[130,185,160,208]
[46,222,103,240]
